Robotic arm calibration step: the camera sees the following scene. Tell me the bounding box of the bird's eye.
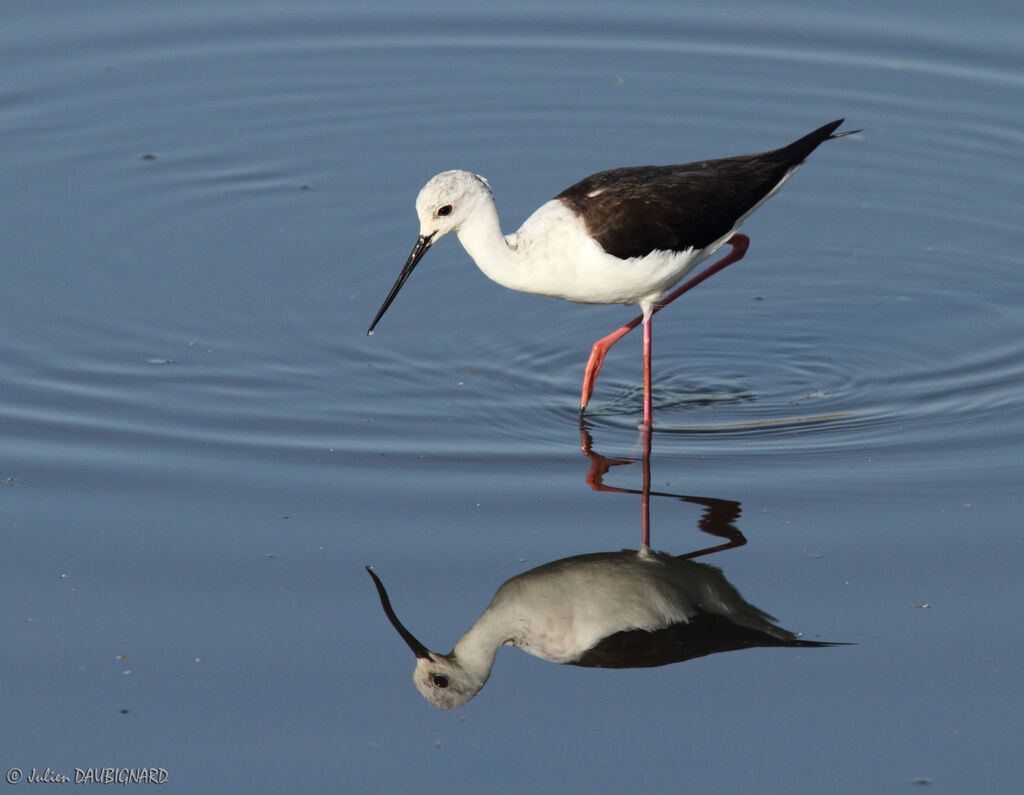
[437,205,453,217]
[431,674,450,689]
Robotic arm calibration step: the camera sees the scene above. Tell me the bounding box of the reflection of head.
[411,654,488,711]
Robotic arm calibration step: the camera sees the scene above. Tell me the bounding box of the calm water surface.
[2,0,1022,792]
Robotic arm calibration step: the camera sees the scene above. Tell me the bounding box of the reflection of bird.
[366,551,840,710]
[367,120,857,426]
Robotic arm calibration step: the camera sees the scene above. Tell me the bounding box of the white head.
[413,170,493,242]
[367,170,492,334]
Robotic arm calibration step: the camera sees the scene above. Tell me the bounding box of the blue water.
[3,0,1023,792]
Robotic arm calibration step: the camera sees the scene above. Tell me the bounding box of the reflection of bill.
[367,553,844,710]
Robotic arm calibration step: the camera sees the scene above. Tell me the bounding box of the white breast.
[500,200,722,309]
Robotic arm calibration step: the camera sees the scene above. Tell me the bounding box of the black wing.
[555,119,846,259]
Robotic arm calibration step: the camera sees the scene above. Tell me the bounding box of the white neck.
[454,199,532,293]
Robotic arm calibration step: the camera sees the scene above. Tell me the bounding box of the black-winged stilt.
[368,119,857,427]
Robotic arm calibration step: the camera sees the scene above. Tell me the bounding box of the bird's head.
[413,170,492,242]
[367,170,491,334]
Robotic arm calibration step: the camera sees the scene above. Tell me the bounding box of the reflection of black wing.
[572,613,839,669]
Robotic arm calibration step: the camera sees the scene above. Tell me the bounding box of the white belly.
[486,200,729,311]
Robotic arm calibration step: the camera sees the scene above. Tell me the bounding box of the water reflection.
[579,422,744,555]
[367,548,834,709]
[367,424,840,710]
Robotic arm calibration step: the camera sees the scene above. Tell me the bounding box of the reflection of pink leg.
[640,424,652,550]
[579,233,750,415]
[580,424,745,555]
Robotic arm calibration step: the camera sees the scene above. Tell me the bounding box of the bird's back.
[555,119,845,259]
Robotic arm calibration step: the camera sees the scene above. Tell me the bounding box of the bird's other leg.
[653,233,749,315]
[579,314,643,416]
[578,233,750,415]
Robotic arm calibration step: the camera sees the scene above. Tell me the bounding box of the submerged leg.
[578,233,750,415]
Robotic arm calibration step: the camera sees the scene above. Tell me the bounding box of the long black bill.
[366,233,435,335]
[365,566,433,660]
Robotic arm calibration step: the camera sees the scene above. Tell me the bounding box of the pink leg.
[642,316,652,430]
[580,317,641,413]
[579,233,750,414]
